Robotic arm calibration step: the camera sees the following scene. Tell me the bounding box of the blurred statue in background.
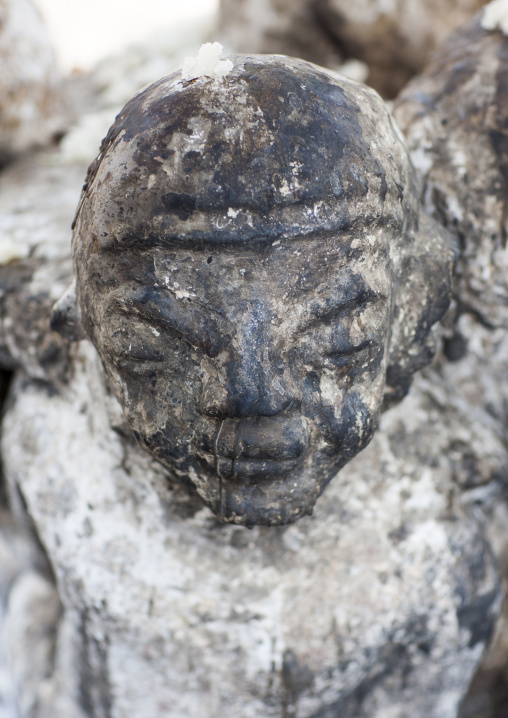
[0,0,64,165]
[219,0,488,96]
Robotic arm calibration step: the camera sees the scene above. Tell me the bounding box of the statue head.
[58,54,453,526]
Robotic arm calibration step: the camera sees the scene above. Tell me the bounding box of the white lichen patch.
[164,278,196,300]
[409,144,434,177]
[481,0,508,34]
[279,178,292,197]
[181,43,233,82]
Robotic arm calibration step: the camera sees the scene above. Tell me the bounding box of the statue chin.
[193,454,320,527]
[189,472,314,527]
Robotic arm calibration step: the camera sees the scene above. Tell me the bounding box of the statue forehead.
[77,54,414,249]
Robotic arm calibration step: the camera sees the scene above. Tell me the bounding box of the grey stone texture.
[0,59,504,718]
[394,13,508,335]
[218,0,342,73]
[394,14,508,716]
[3,336,505,718]
[314,0,488,97]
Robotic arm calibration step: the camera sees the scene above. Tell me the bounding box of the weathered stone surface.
[0,505,66,718]
[394,12,508,334]
[393,12,508,713]
[315,0,488,97]
[218,0,342,71]
[0,154,87,384]
[5,571,61,717]
[3,341,505,717]
[0,0,63,164]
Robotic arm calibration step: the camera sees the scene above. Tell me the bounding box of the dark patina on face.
[69,55,454,526]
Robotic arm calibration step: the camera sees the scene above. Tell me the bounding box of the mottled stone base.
[2,341,503,717]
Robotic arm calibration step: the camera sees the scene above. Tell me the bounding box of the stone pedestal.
[2,338,505,717]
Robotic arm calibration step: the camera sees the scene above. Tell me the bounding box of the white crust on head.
[181,42,233,81]
[481,0,508,35]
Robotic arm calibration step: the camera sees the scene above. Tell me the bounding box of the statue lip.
[200,453,304,483]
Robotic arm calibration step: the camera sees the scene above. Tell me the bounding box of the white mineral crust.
[181,42,234,81]
[481,0,508,34]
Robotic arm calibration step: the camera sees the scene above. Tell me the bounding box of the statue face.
[91,232,392,525]
[68,54,453,526]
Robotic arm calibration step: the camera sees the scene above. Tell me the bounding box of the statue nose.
[200,300,297,418]
[200,359,295,418]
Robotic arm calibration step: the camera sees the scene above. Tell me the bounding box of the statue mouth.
[192,417,318,524]
[201,453,304,483]
[196,413,309,483]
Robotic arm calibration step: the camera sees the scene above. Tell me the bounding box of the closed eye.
[107,290,226,358]
[326,339,373,368]
[298,289,386,336]
[107,324,167,363]
[326,340,385,382]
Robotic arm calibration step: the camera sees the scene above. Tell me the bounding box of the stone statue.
[2,21,508,718]
[56,54,454,527]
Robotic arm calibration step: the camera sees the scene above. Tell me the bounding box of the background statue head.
[63,53,453,526]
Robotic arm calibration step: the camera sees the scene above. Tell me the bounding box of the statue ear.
[50,281,87,342]
[384,212,456,407]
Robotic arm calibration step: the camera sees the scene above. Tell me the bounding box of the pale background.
[32,0,218,72]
